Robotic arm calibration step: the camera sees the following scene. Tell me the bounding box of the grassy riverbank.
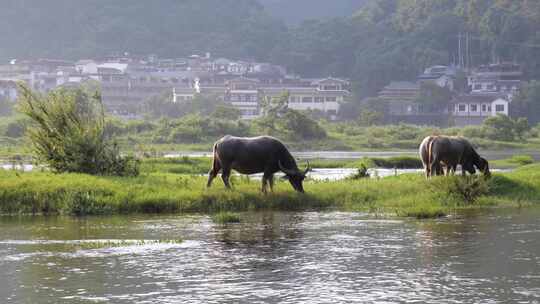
[1,163,539,218]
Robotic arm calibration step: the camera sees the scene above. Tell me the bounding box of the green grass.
[1,164,539,218]
[490,154,535,168]
[212,212,241,224]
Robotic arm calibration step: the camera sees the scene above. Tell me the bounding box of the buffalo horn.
[304,160,312,175]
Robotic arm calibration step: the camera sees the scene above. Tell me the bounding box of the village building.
[417,65,457,90]
[450,63,521,126]
[451,93,510,126]
[260,77,348,120]
[171,77,349,120]
[377,81,421,115]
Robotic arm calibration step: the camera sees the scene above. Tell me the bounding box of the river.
[1,208,539,303]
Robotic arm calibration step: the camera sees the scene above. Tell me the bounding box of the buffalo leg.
[268,175,275,192]
[207,160,221,188]
[261,176,268,194]
[429,158,440,178]
[221,167,232,189]
[261,172,274,194]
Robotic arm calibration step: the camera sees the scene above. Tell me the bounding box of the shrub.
[431,176,489,206]
[371,156,423,168]
[348,164,370,180]
[17,84,139,176]
[509,155,534,166]
[169,125,203,143]
[212,212,241,224]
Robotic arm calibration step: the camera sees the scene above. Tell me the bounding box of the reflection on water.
[1,209,540,303]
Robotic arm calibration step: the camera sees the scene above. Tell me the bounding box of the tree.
[358,109,384,126]
[211,105,241,121]
[359,97,389,125]
[481,114,529,141]
[511,81,540,125]
[415,82,453,113]
[17,84,138,176]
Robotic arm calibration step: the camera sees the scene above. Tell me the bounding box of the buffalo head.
[478,157,491,178]
[279,161,312,193]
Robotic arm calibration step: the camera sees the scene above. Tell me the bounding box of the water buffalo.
[207,135,311,193]
[426,136,491,178]
[419,136,443,178]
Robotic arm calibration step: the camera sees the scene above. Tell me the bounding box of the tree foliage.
[511,81,540,125]
[17,84,139,176]
[415,82,453,112]
[481,114,529,141]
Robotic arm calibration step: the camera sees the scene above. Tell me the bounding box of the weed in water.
[212,212,241,224]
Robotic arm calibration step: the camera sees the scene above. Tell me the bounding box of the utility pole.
[465,32,471,71]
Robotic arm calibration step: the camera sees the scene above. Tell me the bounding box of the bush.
[371,156,423,168]
[509,155,534,166]
[481,114,530,141]
[212,212,241,224]
[169,125,203,143]
[431,176,489,206]
[17,84,139,176]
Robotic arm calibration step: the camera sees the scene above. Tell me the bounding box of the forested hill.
[279,0,540,97]
[258,0,367,24]
[1,0,540,99]
[0,0,286,61]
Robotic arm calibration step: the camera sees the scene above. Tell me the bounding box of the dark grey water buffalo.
[207,135,311,193]
[426,136,491,178]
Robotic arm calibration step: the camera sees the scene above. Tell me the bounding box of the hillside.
[258,0,367,24]
[1,0,539,102]
[0,0,285,61]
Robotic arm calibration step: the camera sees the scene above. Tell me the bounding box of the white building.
[172,77,349,120]
[451,93,510,126]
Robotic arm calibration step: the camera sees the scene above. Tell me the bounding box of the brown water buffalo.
[207,135,311,193]
[426,136,491,178]
[419,136,443,178]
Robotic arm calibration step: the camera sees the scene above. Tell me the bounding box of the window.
[482,104,487,112]
[314,97,324,103]
[323,85,338,91]
[327,110,337,115]
[486,84,494,90]
[470,104,478,112]
[289,96,297,103]
[495,104,505,112]
[326,97,337,102]
[458,104,466,112]
[474,84,482,90]
[302,97,313,103]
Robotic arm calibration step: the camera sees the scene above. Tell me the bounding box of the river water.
[1,209,539,303]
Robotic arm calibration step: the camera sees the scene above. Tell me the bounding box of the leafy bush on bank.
[17,84,139,176]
